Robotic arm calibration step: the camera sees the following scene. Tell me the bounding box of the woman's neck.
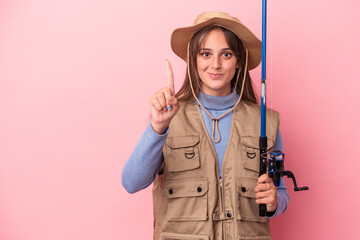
[196,90,239,110]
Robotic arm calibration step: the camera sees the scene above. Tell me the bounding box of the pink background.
[1,0,359,239]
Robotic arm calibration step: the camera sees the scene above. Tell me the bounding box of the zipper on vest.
[219,177,225,240]
[219,178,223,210]
[219,177,224,210]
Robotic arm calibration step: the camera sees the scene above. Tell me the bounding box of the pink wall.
[1,0,359,239]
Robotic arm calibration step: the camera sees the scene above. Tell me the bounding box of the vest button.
[241,187,246,192]
[227,212,232,218]
[169,189,173,194]
[197,187,202,192]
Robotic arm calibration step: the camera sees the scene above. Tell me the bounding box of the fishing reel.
[264,150,309,191]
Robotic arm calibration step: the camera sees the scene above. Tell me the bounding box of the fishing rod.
[259,0,268,217]
[259,0,308,217]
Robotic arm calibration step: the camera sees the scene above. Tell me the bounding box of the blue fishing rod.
[259,0,268,217]
[259,0,308,217]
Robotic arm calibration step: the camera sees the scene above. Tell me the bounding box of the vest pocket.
[241,136,275,173]
[159,232,209,240]
[165,136,200,172]
[165,178,208,221]
[236,179,267,223]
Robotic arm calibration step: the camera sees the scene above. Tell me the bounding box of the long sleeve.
[266,130,290,218]
[121,123,168,193]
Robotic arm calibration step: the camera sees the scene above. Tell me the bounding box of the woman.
[122,11,289,240]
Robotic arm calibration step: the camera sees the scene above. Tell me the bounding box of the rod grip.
[259,137,268,216]
[259,204,266,217]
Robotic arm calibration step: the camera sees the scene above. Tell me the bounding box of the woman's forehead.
[200,29,231,49]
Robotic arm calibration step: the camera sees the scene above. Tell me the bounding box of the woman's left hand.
[254,174,278,212]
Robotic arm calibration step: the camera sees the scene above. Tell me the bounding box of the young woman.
[122,11,289,240]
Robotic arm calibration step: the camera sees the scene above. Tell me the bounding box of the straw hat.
[171,11,262,70]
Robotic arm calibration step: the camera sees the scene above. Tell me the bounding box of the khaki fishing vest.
[152,100,280,240]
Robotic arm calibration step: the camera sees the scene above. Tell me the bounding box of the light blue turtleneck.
[196,90,240,176]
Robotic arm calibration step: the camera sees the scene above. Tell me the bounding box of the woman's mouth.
[208,73,223,79]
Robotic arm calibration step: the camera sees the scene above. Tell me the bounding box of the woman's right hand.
[149,60,180,134]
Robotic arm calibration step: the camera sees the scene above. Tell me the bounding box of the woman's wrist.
[150,122,169,135]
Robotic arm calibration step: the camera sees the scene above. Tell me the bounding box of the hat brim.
[171,17,262,70]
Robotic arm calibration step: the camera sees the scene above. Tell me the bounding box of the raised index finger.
[165,59,175,96]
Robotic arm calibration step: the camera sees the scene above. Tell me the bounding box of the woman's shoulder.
[238,100,280,119]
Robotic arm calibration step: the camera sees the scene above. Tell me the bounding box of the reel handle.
[282,170,309,192]
[295,186,309,191]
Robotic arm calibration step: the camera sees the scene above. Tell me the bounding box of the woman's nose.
[211,57,222,69]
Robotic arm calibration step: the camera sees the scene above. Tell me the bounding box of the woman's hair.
[175,25,258,104]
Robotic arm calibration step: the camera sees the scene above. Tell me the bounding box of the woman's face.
[196,28,238,96]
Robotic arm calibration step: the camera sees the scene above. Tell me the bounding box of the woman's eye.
[201,52,210,57]
[223,52,232,58]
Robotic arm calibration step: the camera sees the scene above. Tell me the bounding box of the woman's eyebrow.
[199,48,232,51]
[199,48,212,51]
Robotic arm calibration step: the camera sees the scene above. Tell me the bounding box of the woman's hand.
[149,60,180,135]
[255,174,278,212]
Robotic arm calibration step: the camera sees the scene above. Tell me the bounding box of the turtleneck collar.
[196,90,240,110]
